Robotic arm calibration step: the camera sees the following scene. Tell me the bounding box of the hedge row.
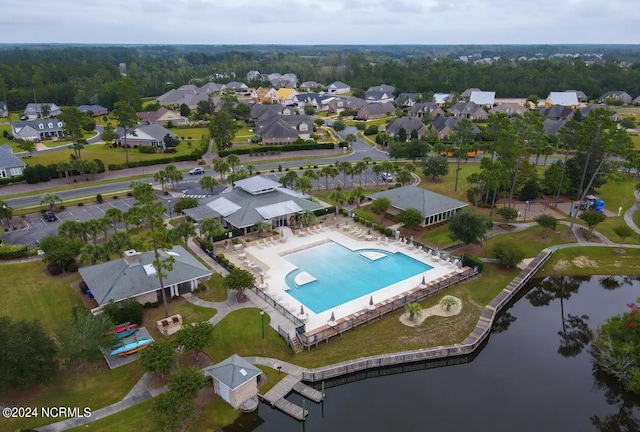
[345,209,394,236]
[108,152,201,171]
[462,253,484,273]
[0,175,25,186]
[218,142,334,157]
[0,244,33,259]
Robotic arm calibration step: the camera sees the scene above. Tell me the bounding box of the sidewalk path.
[623,191,640,235]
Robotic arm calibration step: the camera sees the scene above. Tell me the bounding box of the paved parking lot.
[259,168,388,191]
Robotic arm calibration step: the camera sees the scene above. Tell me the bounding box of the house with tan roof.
[408,103,445,120]
[137,107,187,126]
[255,87,278,104]
[356,103,395,120]
[447,102,488,121]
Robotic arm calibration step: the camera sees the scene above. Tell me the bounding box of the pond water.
[226,275,640,432]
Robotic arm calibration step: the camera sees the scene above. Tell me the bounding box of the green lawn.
[144,299,216,341]
[416,163,482,200]
[479,225,577,258]
[196,273,227,302]
[632,135,640,150]
[418,225,458,249]
[541,246,640,276]
[258,365,286,394]
[0,260,83,331]
[589,174,640,243]
[168,127,209,141]
[6,362,144,431]
[22,141,197,167]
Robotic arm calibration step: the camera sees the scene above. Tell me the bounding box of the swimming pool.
[284,241,433,313]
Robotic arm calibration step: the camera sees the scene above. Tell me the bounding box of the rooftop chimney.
[123,249,141,266]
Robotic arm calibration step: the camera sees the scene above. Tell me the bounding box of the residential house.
[633,95,640,106]
[447,102,488,121]
[460,88,481,100]
[0,145,26,179]
[408,102,445,120]
[116,124,176,149]
[385,117,427,139]
[255,87,278,104]
[77,105,108,116]
[156,88,213,110]
[598,91,633,105]
[266,73,298,89]
[251,104,297,126]
[275,88,299,106]
[367,84,395,94]
[200,82,227,94]
[204,354,262,410]
[24,103,61,120]
[327,81,351,94]
[78,246,212,307]
[543,119,567,137]
[577,104,621,122]
[299,81,323,92]
[280,115,313,140]
[225,81,249,92]
[293,93,335,111]
[368,186,468,227]
[364,91,394,104]
[489,103,527,116]
[137,107,188,126]
[327,96,365,114]
[545,92,579,108]
[11,119,65,141]
[539,105,575,121]
[398,93,419,107]
[356,103,395,120]
[246,70,261,81]
[433,93,453,106]
[469,91,496,108]
[432,116,480,140]
[0,101,8,117]
[256,118,299,144]
[565,90,589,103]
[183,176,325,232]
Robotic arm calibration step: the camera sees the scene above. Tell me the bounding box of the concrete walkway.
[623,191,640,235]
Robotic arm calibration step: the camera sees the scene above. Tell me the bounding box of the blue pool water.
[284,242,433,313]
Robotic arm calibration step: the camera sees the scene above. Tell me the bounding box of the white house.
[327,81,351,94]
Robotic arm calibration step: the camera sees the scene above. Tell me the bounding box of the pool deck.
[228,224,464,333]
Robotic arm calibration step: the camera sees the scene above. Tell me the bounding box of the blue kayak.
[110,337,153,356]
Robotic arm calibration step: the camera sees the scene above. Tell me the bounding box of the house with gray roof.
[385,117,427,139]
[460,88,481,100]
[543,119,567,137]
[432,116,480,140]
[434,93,454,106]
[368,186,468,227]
[78,246,213,307]
[327,81,351,94]
[0,101,8,117]
[489,103,527,116]
[598,91,632,105]
[299,81,323,92]
[545,92,579,108]
[398,93,419,107]
[565,90,588,103]
[204,354,262,409]
[156,88,212,109]
[200,82,227,94]
[469,91,496,107]
[409,102,445,119]
[257,118,299,144]
[633,96,640,106]
[328,96,365,113]
[226,81,249,92]
[77,105,108,116]
[116,124,175,149]
[447,102,488,121]
[539,105,574,121]
[0,145,26,179]
[293,93,335,111]
[183,176,325,232]
[367,84,395,94]
[24,103,61,120]
[356,103,395,120]
[364,91,394,104]
[577,104,621,122]
[12,119,66,141]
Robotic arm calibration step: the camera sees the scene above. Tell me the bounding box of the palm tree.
[97,218,111,242]
[353,161,367,186]
[58,219,84,242]
[112,101,138,164]
[295,176,313,195]
[372,164,383,185]
[40,193,62,211]
[154,170,168,193]
[440,297,458,312]
[226,154,240,172]
[85,160,100,180]
[84,219,101,245]
[298,210,316,227]
[405,303,422,321]
[106,230,133,256]
[397,168,413,186]
[279,171,298,189]
[320,165,337,191]
[213,159,230,181]
[303,169,319,191]
[164,165,183,189]
[170,222,196,248]
[253,221,270,238]
[199,176,218,195]
[201,218,223,244]
[57,161,72,183]
[350,185,365,209]
[105,207,124,234]
[329,186,346,216]
[338,161,351,188]
[246,163,256,176]
[80,243,104,265]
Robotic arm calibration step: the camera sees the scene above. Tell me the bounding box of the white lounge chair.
[256,240,264,249]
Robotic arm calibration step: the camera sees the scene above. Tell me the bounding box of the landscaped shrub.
[218,142,333,157]
[163,148,177,154]
[491,241,525,268]
[23,166,39,184]
[364,125,378,136]
[96,194,103,204]
[77,202,84,207]
[35,164,50,182]
[107,151,201,171]
[0,175,25,186]
[0,244,31,260]
[47,263,63,276]
[138,146,156,154]
[462,253,484,272]
[66,262,79,272]
[102,298,144,325]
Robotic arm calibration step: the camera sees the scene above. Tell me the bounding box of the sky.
[1,0,639,45]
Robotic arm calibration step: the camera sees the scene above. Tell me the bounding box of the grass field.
[418,224,458,249]
[167,127,209,141]
[479,225,577,258]
[541,246,640,276]
[632,135,640,150]
[21,141,197,167]
[196,273,227,302]
[416,162,482,199]
[144,298,216,341]
[0,260,83,331]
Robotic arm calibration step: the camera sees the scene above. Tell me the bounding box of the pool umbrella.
[369,296,374,306]
[328,311,336,324]
[421,275,426,285]
[300,305,305,315]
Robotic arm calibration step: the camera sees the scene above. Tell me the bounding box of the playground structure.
[578,195,605,214]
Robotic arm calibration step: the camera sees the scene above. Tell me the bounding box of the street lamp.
[168,199,172,221]
[260,310,265,339]
[524,201,530,222]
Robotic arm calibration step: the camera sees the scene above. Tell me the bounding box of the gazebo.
[203,354,262,410]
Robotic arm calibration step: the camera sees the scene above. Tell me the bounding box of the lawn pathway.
[623,191,640,235]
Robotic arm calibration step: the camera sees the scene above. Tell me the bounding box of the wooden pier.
[293,382,324,402]
[260,373,324,420]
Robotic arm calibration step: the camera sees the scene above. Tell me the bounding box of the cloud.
[1,0,639,44]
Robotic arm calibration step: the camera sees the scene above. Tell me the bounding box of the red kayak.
[104,323,139,336]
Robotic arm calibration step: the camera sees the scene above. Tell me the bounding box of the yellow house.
[275,88,299,105]
[255,87,277,103]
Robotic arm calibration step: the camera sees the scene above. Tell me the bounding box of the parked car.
[381,172,394,183]
[189,167,205,175]
[43,210,57,222]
